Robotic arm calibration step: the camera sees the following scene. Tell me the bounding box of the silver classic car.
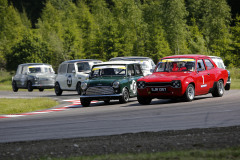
[12,63,56,92]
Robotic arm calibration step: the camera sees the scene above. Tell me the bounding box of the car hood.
[88,76,126,87]
[139,72,193,82]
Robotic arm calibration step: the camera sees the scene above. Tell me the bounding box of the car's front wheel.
[183,84,195,102]
[39,88,44,92]
[137,94,152,105]
[80,98,91,107]
[212,80,224,97]
[27,81,33,92]
[55,82,63,96]
[12,81,18,92]
[119,87,129,103]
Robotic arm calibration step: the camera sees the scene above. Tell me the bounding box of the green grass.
[0,98,59,115]
[0,71,12,90]
[45,147,240,160]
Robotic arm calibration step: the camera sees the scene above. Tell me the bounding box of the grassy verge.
[50,147,240,160]
[0,71,12,90]
[0,98,59,115]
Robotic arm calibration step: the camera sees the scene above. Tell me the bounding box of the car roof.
[208,56,222,59]
[162,54,210,60]
[93,61,139,66]
[19,63,51,66]
[109,56,152,61]
[62,59,102,64]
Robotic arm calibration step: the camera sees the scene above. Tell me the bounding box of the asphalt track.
[0,90,240,143]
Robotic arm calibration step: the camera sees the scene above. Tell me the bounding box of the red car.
[137,55,228,104]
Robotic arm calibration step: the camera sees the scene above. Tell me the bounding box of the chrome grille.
[86,86,114,95]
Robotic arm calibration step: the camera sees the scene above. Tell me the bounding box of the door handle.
[207,73,210,75]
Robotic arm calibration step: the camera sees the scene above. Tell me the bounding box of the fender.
[181,77,195,95]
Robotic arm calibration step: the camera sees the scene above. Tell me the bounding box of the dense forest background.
[0,0,240,71]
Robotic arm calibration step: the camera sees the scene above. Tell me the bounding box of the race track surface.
[0,90,240,143]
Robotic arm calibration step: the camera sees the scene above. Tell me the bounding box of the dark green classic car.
[80,61,144,107]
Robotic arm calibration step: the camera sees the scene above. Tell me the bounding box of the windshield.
[77,62,91,72]
[155,58,196,72]
[28,67,42,73]
[91,65,126,77]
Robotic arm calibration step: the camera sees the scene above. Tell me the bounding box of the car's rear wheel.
[137,94,152,105]
[55,82,63,96]
[76,82,82,95]
[27,81,33,92]
[119,87,129,103]
[183,84,195,102]
[39,88,44,92]
[12,81,18,92]
[80,98,91,107]
[212,80,224,97]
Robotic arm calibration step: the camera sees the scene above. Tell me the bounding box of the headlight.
[112,81,119,88]
[137,81,145,89]
[172,80,181,88]
[81,82,88,90]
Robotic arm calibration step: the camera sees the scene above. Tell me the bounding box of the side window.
[16,66,23,74]
[22,66,28,74]
[67,64,75,73]
[127,65,135,76]
[197,59,206,72]
[134,64,143,75]
[58,64,67,74]
[204,59,214,70]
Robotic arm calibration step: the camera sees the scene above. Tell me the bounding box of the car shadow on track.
[124,95,213,107]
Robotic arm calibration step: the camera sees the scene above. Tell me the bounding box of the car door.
[127,64,139,97]
[66,63,77,90]
[14,65,23,87]
[57,63,68,90]
[195,59,211,95]
[20,66,29,88]
[204,58,216,89]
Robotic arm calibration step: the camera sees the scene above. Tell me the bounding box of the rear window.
[204,59,214,70]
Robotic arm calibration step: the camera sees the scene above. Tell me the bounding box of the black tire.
[212,80,224,97]
[104,99,110,104]
[55,82,63,96]
[137,94,152,105]
[183,84,195,102]
[12,81,18,92]
[80,98,91,107]
[119,87,130,103]
[27,81,33,92]
[39,88,44,92]
[225,83,230,91]
[76,82,82,95]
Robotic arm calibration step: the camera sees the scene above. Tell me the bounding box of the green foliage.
[0,0,239,70]
[6,31,51,71]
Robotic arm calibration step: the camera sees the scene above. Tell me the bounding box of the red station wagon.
[137,55,228,104]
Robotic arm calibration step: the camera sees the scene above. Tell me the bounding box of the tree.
[230,15,240,66]
[187,18,208,54]
[161,0,189,54]
[0,0,28,70]
[6,31,51,70]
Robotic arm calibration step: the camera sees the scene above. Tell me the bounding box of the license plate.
[151,88,167,92]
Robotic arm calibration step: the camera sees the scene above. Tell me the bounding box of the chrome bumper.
[80,94,122,98]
